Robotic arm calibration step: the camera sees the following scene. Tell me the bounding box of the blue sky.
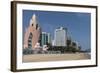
[23,10,91,50]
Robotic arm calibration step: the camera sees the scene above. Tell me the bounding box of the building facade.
[54,27,67,46]
[23,14,41,49]
[40,32,51,46]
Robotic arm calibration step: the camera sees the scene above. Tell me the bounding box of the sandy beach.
[23,53,90,62]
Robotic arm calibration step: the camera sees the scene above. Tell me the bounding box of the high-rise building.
[23,14,41,49]
[47,33,51,44]
[67,36,72,47]
[40,32,51,46]
[54,27,67,46]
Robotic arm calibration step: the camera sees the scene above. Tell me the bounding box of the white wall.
[0,0,99,73]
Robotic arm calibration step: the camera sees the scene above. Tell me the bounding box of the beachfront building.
[40,32,51,46]
[67,36,72,47]
[23,14,41,50]
[54,27,67,46]
[72,41,80,51]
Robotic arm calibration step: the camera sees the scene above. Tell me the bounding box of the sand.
[23,53,90,62]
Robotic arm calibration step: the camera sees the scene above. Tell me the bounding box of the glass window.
[28,33,33,48]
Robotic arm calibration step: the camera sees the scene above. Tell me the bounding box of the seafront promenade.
[23,53,90,62]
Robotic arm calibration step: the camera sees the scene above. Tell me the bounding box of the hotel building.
[23,14,41,49]
[40,32,51,46]
[54,27,67,46]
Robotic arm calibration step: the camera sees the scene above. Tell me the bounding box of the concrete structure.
[40,32,51,46]
[73,41,80,50]
[23,14,41,49]
[47,33,51,44]
[54,27,67,46]
[67,36,72,47]
[52,40,55,46]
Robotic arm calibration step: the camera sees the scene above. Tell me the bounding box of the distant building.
[71,41,81,51]
[47,33,51,45]
[23,14,41,49]
[54,27,67,46]
[52,40,55,46]
[73,41,80,50]
[40,32,51,46]
[67,36,72,47]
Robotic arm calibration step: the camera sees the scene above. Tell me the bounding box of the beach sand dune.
[23,53,90,62]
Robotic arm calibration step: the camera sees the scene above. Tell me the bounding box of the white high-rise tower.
[54,27,67,46]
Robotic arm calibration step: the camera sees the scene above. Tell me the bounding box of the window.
[32,24,33,26]
[28,33,33,48]
[36,24,38,29]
